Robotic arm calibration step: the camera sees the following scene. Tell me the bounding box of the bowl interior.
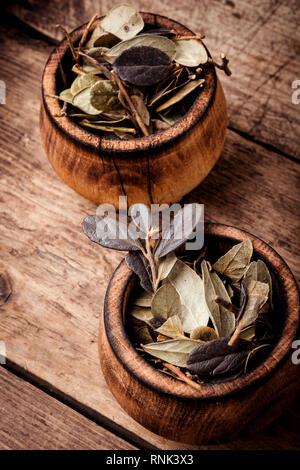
[103,223,300,399]
[125,232,285,382]
[43,13,217,152]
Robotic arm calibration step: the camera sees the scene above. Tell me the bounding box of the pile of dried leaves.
[82,204,279,390]
[50,3,231,139]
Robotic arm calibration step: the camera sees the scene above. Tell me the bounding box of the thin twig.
[146,235,158,291]
[78,13,98,52]
[215,295,240,315]
[228,319,244,346]
[56,25,77,60]
[78,52,113,79]
[111,71,149,137]
[162,363,202,391]
[45,93,72,104]
[208,53,232,76]
[173,34,205,41]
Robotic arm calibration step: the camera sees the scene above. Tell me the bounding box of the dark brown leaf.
[126,251,153,293]
[187,338,252,376]
[113,46,170,86]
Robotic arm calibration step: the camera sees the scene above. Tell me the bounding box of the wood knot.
[0,271,12,306]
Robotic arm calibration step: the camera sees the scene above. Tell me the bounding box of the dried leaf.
[128,305,152,324]
[113,46,170,86]
[158,111,182,126]
[82,214,142,251]
[101,4,144,40]
[128,317,153,344]
[130,95,150,125]
[72,87,101,115]
[59,88,73,102]
[174,39,208,66]
[187,337,252,376]
[70,74,100,96]
[132,289,153,307]
[201,261,235,337]
[157,253,177,282]
[84,47,110,63]
[212,239,253,282]
[244,343,272,373]
[90,80,120,112]
[85,25,105,48]
[152,119,170,131]
[239,277,269,329]
[81,64,102,75]
[142,338,200,367]
[155,315,185,339]
[167,260,210,333]
[80,121,136,134]
[126,251,153,293]
[151,282,181,319]
[106,34,176,62]
[244,260,273,309]
[239,324,256,341]
[155,203,203,258]
[156,78,205,112]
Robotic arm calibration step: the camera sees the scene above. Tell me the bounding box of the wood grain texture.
[0,16,299,450]
[4,0,300,159]
[100,225,300,444]
[40,15,227,207]
[0,367,136,450]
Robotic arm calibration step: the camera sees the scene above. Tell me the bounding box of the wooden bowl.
[99,223,300,445]
[40,14,227,209]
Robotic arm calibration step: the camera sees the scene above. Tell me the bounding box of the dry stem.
[56,25,77,60]
[78,13,98,52]
[215,295,240,315]
[162,363,202,391]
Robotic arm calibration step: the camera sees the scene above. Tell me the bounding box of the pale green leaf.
[155,314,185,339]
[101,4,144,40]
[70,74,100,96]
[174,39,208,66]
[142,338,200,367]
[90,80,120,112]
[72,87,100,115]
[59,88,73,102]
[157,253,177,283]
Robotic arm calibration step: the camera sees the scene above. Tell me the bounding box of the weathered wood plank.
[0,367,137,450]
[0,20,299,450]
[3,0,300,158]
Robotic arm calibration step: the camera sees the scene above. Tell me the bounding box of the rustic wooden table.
[0,0,299,450]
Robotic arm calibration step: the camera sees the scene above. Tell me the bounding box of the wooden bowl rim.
[102,222,300,400]
[42,12,217,154]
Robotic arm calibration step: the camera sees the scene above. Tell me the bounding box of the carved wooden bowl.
[40,13,227,209]
[99,223,300,445]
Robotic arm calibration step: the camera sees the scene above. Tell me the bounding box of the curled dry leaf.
[132,289,153,307]
[126,251,153,293]
[113,46,170,87]
[156,78,205,112]
[155,314,184,339]
[142,338,200,368]
[106,34,176,62]
[167,260,209,333]
[128,305,152,324]
[203,262,235,337]
[151,282,181,319]
[84,47,110,63]
[244,259,273,309]
[212,239,253,282]
[130,95,150,125]
[240,277,269,329]
[174,38,208,67]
